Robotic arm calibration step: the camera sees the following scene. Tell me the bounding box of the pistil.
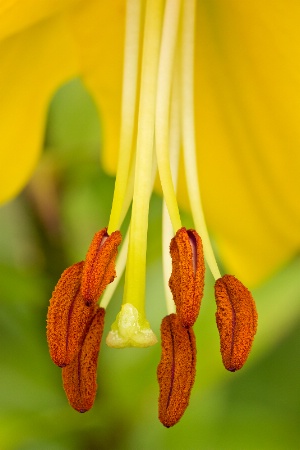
[107,0,164,347]
[123,0,163,314]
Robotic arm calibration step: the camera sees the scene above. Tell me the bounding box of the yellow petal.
[69,0,125,174]
[181,1,300,286]
[0,0,79,41]
[0,13,78,204]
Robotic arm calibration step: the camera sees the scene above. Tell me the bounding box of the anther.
[169,227,205,327]
[214,274,258,372]
[62,306,105,412]
[157,313,196,428]
[47,262,96,367]
[81,227,122,306]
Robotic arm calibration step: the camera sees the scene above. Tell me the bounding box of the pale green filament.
[162,68,181,315]
[155,0,182,234]
[180,0,221,280]
[108,0,141,234]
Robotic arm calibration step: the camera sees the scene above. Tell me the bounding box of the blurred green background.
[0,79,299,450]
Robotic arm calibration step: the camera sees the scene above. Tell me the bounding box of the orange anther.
[62,306,105,412]
[215,274,258,372]
[47,261,95,367]
[157,314,196,427]
[81,228,122,306]
[169,227,205,327]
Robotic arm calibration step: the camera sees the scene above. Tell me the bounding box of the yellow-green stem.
[180,0,221,280]
[162,66,181,315]
[155,0,182,234]
[108,0,141,233]
[100,229,129,309]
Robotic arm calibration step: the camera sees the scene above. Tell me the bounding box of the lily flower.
[1,0,299,426]
[1,0,300,283]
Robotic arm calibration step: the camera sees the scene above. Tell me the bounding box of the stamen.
[214,275,258,371]
[47,262,95,367]
[180,0,221,280]
[108,0,142,233]
[157,314,196,428]
[81,227,122,306]
[62,306,105,413]
[155,0,182,233]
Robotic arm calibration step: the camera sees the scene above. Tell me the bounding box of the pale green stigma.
[106,303,158,348]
